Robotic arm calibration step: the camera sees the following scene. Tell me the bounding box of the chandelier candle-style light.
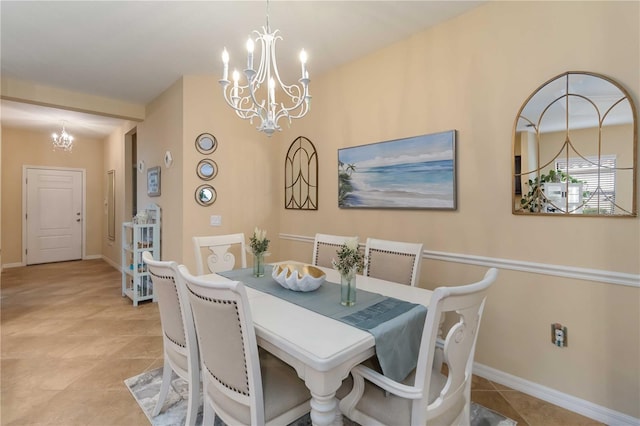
[219,2,311,136]
[52,122,74,152]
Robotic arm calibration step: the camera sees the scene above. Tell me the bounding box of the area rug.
[125,368,516,426]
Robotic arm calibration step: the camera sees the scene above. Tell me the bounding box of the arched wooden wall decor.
[285,136,318,210]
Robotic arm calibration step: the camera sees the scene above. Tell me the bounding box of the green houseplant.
[520,170,588,213]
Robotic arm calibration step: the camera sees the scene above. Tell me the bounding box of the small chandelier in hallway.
[219,0,311,136]
[52,121,74,152]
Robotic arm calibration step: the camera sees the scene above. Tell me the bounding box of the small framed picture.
[147,166,161,197]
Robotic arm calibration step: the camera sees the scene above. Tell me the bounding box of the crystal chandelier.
[52,122,74,152]
[219,1,311,136]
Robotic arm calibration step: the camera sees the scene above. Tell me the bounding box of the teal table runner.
[218,265,427,382]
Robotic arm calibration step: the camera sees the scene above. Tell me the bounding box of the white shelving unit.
[121,204,161,306]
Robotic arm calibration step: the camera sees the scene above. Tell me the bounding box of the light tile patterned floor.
[1,260,603,425]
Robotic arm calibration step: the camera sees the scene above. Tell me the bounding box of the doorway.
[125,129,137,221]
[23,167,85,265]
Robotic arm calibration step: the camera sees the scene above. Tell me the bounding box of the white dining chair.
[364,237,424,286]
[179,266,311,426]
[339,268,498,426]
[142,251,200,426]
[192,233,247,275]
[312,233,358,268]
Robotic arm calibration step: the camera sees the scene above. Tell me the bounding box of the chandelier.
[52,122,74,152]
[219,1,311,136]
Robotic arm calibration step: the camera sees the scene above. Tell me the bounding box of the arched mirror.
[195,184,217,206]
[513,71,637,216]
[195,133,217,154]
[196,159,218,180]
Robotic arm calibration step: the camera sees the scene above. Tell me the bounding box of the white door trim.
[22,165,87,266]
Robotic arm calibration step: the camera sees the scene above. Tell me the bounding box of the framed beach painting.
[338,130,457,209]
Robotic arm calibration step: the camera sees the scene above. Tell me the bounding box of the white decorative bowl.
[272,264,326,292]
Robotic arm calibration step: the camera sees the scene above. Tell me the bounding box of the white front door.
[26,168,83,265]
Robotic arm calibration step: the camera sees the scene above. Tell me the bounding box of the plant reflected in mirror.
[195,184,217,206]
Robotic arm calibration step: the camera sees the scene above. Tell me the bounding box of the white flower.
[250,227,270,254]
[345,238,359,251]
[254,227,267,242]
[332,238,364,276]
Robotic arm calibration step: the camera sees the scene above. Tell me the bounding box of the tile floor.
[1,259,603,425]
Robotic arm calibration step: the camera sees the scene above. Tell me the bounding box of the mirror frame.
[195,133,217,155]
[512,71,637,217]
[196,159,218,181]
[195,184,217,206]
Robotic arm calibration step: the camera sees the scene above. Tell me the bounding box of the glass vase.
[253,252,265,277]
[340,268,357,306]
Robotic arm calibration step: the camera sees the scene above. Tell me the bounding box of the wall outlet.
[551,323,568,347]
[210,215,222,226]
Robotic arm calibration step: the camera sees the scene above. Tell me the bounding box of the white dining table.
[202,263,434,426]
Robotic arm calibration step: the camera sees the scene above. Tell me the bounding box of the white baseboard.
[1,262,25,269]
[2,257,120,271]
[473,363,640,426]
[101,255,122,272]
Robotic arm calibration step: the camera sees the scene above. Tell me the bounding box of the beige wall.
[271,0,639,418]
[179,75,281,273]
[1,127,105,263]
[135,75,281,272]
[1,77,145,121]
[136,78,185,262]
[101,121,138,267]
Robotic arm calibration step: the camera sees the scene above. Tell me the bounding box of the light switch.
[210,215,222,226]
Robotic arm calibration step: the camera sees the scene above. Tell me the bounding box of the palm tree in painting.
[345,163,356,176]
[338,161,356,206]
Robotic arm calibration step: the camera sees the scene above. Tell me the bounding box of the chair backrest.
[192,233,247,275]
[312,233,358,268]
[364,238,424,286]
[142,251,198,378]
[179,266,265,425]
[413,268,498,425]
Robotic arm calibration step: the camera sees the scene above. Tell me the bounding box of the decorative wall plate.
[164,150,173,168]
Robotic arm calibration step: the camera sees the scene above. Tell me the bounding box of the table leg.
[310,392,340,426]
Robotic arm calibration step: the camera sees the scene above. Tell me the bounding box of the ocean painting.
[338,130,456,209]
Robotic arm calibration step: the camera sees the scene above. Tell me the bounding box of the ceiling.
[1,1,484,138]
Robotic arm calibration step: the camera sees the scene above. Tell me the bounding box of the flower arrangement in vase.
[248,227,270,277]
[332,238,364,306]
